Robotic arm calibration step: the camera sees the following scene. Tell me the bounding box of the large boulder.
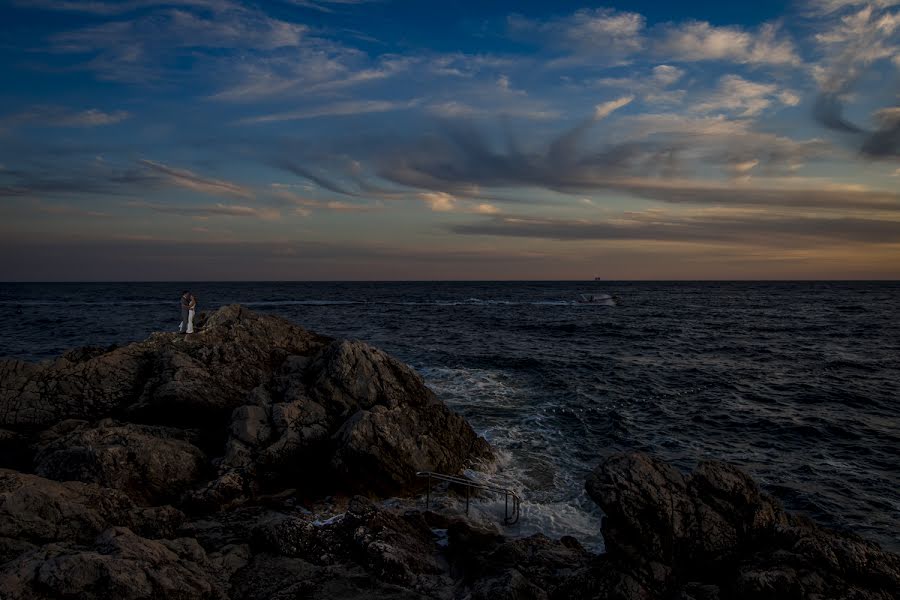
[202,337,492,504]
[33,419,207,505]
[319,341,492,494]
[585,453,900,600]
[0,469,183,562]
[0,347,148,428]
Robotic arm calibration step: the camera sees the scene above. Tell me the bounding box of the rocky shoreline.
[0,305,896,599]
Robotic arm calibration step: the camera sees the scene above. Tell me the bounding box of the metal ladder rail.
[416,471,521,525]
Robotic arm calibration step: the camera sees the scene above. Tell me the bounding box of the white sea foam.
[421,366,607,553]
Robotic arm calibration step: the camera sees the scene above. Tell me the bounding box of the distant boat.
[577,293,618,305]
[594,277,603,281]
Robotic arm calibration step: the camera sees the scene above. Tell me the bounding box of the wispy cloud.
[508,8,645,64]
[269,185,380,212]
[12,0,238,15]
[593,65,686,105]
[594,95,634,120]
[692,75,800,117]
[426,102,560,120]
[0,106,130,129]
[372,112,832,197]
[127,200,280,220]
[46,3,307,82]
[450,210,900,246]
[139,159,254,199]
[283,0,382,13]
[239,98,420,123]
[808,0,899,156]
[209,54,410,102]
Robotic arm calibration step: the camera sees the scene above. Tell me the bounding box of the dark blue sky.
[0,0,898,280]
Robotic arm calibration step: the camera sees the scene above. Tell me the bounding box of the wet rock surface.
[0,306,896,599]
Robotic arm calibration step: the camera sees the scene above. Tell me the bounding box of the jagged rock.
[0,349,149,428]
[585,452,900,600]
[0,469,185,542]
[0,526,226,600]
[0,305,326,428]
[314,340,493,494]
[229,553,433,600]
[33,419,207,505]
[446,520,595,600]
[1,306,491,514]
[251,496,449,587]
[0,469,137,546]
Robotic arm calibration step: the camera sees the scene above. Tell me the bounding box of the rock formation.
[0,306,896,599]
[581,453,900,599]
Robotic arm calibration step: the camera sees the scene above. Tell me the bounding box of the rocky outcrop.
[583,453,900,600]
[1,305,897,599]
[0,305,499,598]
[0,305,491,507]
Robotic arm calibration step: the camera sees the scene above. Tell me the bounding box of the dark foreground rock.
[0,306,897,599]
[0,305,491,504]
[583,453,900,600]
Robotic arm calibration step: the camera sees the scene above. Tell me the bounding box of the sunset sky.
[0,0,898,280]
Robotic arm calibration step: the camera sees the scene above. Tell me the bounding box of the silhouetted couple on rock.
[179,291,197,334]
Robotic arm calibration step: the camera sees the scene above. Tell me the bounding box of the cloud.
[450,210,900,246]
[30,200,111,218]
[426,102,559,120]
[12,0,237,15]
[0,106,131,129]
[269,185,379,212]
[210,54,410,102]
[692,75,800,117]
[593,65,686,105]
[373,112,831,198]
[239,99,420,124]
[806,0,900,16]
[139,159,254,199]
[0,235,594,281]
[508,8,645,62]
[862,105,900,157]
[651,65,685,86]
[594,95,634,120]
[282,0,382,13]
[127,200,280,220]
[46,4,307,81]
[0,160,158,199]
[808,2,899,155]
[417,191,499,214]
[654,21,800,65]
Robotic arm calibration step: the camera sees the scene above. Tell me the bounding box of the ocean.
[1,281,898,552]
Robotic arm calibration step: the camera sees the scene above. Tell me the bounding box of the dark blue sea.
[1,282,898,551]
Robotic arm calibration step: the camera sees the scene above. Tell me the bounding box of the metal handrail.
[417,471,521,525]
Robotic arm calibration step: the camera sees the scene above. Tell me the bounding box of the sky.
[0,0,898,280]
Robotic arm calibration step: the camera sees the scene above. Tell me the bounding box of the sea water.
[1,281,898,551]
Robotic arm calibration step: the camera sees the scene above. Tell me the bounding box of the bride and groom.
[179,291,197,334]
